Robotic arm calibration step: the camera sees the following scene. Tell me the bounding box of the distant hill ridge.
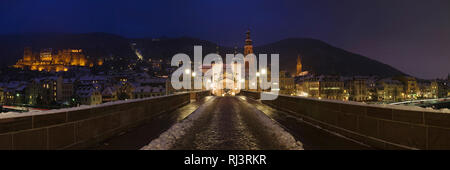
[0,32,405,77]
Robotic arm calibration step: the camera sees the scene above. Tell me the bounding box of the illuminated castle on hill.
[14,47,103,72]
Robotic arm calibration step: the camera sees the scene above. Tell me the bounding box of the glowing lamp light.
[299,92,309,97]
[256,72,260,77]
[192,72,196,77]
[261,69,266,75]
[185,69,191,74]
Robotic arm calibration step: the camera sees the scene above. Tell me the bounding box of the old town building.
[376,78,404,102]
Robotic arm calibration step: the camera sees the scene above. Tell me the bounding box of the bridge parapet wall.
[239,90,260,100]
[189,90,211,101]
[0,93,191,150]
[241,90,450,150]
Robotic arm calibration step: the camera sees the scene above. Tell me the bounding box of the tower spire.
[244,29,253,56]
[296,54,302,76]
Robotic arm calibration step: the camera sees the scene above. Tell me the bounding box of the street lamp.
[184,69,191,92]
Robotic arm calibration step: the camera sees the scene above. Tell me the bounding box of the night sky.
[1,0,449,79]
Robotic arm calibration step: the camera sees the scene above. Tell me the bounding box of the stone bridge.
[0,90,449,150]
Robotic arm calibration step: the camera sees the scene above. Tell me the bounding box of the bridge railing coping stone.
[240,90,450,150]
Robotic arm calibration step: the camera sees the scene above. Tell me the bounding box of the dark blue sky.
[1,0,449,79]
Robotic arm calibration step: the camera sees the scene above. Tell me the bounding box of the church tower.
[244,29,253,56]
[244,29,254,90]
[296,54,302,76]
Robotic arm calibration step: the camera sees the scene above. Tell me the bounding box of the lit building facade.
[318,77,345,100]
[435,80,449,98]
[26,77,61,105]
[77,85,102,106]
[394,76,419,100]
[296,77,319,98]
[296,75,345,100]
[0,87,4,104]
[59,79,75,103]
[279,71,295,95]
[376,78,404,102]
[350,78,368,102]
